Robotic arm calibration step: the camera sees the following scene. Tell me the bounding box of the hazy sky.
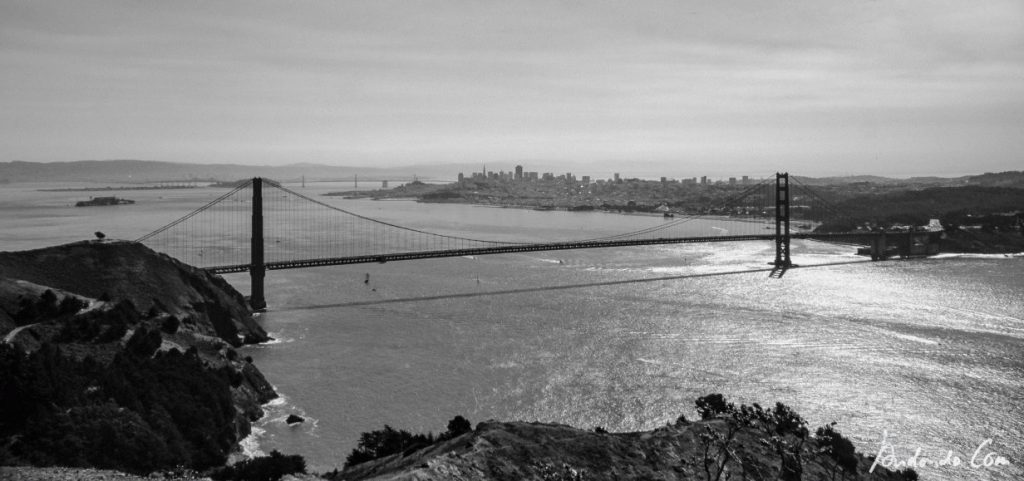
[2,1,1022,176]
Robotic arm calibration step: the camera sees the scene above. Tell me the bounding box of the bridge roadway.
[204,232,877,274]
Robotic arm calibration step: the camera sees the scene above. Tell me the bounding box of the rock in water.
[286,414,305,425]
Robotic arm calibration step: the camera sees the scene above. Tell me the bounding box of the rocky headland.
[0,241,276,474]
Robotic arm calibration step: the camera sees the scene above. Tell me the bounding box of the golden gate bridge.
[136,173,930,310]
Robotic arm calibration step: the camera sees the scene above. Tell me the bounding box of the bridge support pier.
[250,177,267,311]
[774,172,792,268]
[870,232,887,261]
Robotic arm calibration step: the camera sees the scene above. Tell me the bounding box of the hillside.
[330,397,916,481]
[0,240,267,345]
[815,186,1024,229]
[0,241,277,474]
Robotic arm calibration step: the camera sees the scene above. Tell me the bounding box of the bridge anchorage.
[137,172,934,311]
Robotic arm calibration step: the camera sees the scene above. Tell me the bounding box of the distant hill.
[3,160,1022,189]
[964,170,1024,188]
[0,159,456,184]
[794,171,1023,188]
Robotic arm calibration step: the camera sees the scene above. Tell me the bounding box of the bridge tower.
[774,172,792,268]
[250,177,267,310]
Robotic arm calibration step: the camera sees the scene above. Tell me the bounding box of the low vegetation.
[209,450,306,481]
[0,290,251,475]
[344,415,474,468]
[336,395,919,481]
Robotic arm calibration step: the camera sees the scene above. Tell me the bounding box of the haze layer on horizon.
[2,0,1022,177]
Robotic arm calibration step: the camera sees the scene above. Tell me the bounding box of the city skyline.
[2,0,1022,177]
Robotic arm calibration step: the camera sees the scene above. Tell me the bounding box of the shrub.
[443,415,472,439]
[345,425,435,467]
[161,316,180,334]
[695,393,733,420]
[126,327,162,358]
[815,423,858,480]
[210,450,306,481]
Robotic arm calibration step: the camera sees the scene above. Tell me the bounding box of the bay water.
[2,182,1021,480]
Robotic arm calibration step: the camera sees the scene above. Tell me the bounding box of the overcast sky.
[2,1,1022,177]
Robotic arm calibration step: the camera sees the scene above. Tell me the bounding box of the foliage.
[695,393,733,420]
[817,186,1024,231]
[56,300,137,343]
[441,415,472,440]
[898,467,919,480]
[344,425,435,467]
[161,315,180,334]
[536,461,588,481]
[814,423,858,480]
[125,326,163,358]
[0,333,238,474]
[13,289,88,327]
[692,396,760,481]
[210,450,306,481]
[344,415,472,468]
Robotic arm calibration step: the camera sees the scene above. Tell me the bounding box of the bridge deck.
[205,232,876,274]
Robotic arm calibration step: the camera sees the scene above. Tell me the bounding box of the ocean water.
[2,182,1021,480]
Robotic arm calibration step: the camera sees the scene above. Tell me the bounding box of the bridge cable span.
[134,180,253,243]
[136,174,885,279]
[263,179,523,246]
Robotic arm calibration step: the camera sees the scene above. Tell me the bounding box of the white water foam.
[260,331,295,346]
[887,332,940,345]
[236,425,267,460]
[931,252,1024,259]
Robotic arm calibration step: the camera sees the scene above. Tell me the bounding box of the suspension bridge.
[136,173,936,309]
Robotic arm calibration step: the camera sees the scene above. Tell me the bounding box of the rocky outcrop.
[333,419,915,481]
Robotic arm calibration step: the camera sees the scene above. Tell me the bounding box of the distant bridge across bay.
[137,173,933,309]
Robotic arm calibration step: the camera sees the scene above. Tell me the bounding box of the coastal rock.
[286,414,305,425]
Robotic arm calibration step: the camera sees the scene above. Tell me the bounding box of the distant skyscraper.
[729,177,737,185]
[515,165,523,181]
[700,176,707,185]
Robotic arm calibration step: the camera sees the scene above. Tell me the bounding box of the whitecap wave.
[261,331,295,345]
[931,252,1024,259]
[236,425,266,460]
[887,332,940,345]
